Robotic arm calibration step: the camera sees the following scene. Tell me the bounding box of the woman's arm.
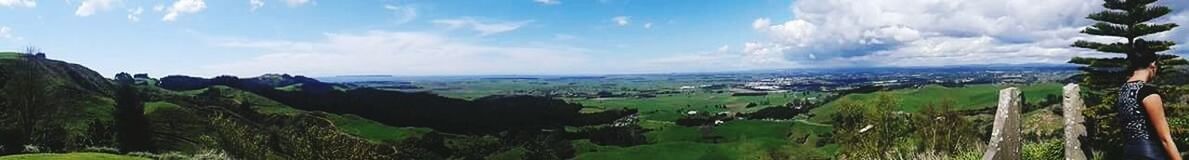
[1143,94,1182,160]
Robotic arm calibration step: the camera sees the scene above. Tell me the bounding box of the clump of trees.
[833,94,979,159]
[1068,0,1187,157]
[833,94,913,159]
[913,99,978,154]
[114,72,152,152]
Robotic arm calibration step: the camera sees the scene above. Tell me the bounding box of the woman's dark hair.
[1129,39,1159,71]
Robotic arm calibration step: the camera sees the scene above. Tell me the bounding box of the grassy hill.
[0,153,147,160]
[0,52,19,60]
[571,92,811,121]
[810,83,1063,123]
[575,120,833,159]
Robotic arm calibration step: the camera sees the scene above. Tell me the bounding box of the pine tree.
[114,72,152,152]
[1070,0,1186,157]
[1071,0,1187,103]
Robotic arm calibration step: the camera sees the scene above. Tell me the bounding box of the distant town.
[325,65,1078,100]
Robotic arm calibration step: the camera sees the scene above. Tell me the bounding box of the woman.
[1118,39,1181,160]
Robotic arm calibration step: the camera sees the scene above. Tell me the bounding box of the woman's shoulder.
[1139,84,1160,98]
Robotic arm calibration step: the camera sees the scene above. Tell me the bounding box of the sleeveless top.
[1116,81,1160,142]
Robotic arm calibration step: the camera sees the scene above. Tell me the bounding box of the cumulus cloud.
[204,31,594,76]
[384,4,417,24]
[127,7,143,22]
[432,18,533,36]
[751,18,770,31]
[745,0,1132,67]
[0,26,19,41]
[534,0,559,5]
[249,0,264,11]
[0,0,35,8]
[75,0,119,17]
[612,16,629,26]
[162,0,206,22]
[634,44,801,73]
[643,22,653,29]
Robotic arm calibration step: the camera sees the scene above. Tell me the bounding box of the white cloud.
[126,7,143,22]
[0,26,17,40]
[432,18,533,36]
[152,4,165,12]
[612,16,629,26]
[75,0,120,17]
[204,31,594,76]
[0,0,35,8]
[745,0,1125,67]
[752,18,770,31]
[249,0,264,11]
[384,4,417,24]
[0,25,22,40]
[643,22,653,29]
[534,0,560,5]
[282,0,309,7]
[162,0,206,22]
[633,44,800,73]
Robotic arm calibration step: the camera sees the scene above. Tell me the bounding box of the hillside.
[809,83,1063,123]
[158,75,632,134]
[0,54,117,153]
[0,53,648,159]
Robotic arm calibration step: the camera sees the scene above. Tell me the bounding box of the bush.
[833,94,915,159]
[1022,139,1063,160]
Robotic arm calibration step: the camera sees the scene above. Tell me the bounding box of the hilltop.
[0,52,636,159]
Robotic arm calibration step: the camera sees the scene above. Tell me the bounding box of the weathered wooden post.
[983,87,1021,160]
[1063,84,1090,160]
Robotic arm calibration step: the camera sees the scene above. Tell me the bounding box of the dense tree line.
[158,75,632,134]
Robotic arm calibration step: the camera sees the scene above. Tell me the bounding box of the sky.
[0,0,1187,77]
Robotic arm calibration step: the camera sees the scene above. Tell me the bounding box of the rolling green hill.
[0,153,147,160]
[810,83,1063,123]
[575,120,833,159]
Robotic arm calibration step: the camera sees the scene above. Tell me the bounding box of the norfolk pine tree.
[1070,0,1188,157]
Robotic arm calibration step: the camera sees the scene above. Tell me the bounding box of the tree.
[0,61,70,150]
[114,72,152,152]
[22,46,38,55]
[1069,0,1186,157]
[1071,0,1187,104]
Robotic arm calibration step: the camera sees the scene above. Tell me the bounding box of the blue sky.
[0,0,1187,77]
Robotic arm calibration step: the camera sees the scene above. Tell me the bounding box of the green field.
[575,120,834,159]
[0,153,148,160]
[0,52,19,60]
[325,114,432,143]
[571,92,813,121]
[143,101,181,115]
[810,83,1063,122]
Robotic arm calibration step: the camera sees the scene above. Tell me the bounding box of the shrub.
[1022,139,1063,160]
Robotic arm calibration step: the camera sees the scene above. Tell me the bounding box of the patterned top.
[1116,81,1160,142]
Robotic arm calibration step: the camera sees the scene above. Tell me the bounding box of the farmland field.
[809,83,1063,122]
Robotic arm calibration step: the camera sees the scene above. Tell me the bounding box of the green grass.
[571,92,806,121]
[577,120,834,159]
[0,52,19,60]
[0,153,149,160]
[144,101,182,115]
[207,86,303,115]
[326,114,432,143]
[810,83,1063,122]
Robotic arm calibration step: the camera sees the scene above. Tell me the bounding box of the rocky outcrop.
[1063,84,1090,160]
[983,87,1021,160]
